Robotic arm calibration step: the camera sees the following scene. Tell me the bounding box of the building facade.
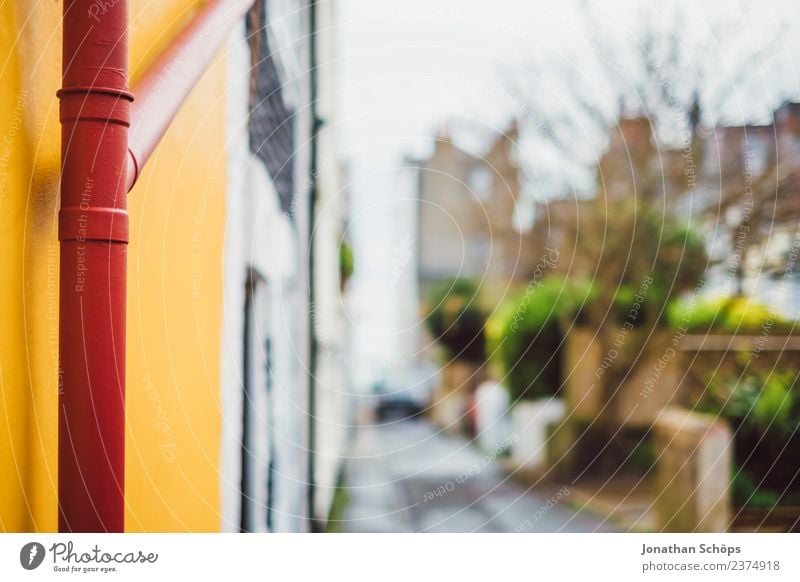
[532,104,800,314]
[415,123,533,303]
[0,0,349,532]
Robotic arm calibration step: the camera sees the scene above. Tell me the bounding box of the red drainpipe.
[58,0,254,531]
[58,0,132,533]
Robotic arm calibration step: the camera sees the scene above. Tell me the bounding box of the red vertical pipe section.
[58,0,132,532]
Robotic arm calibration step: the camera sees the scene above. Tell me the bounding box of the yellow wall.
[0,0,227,531]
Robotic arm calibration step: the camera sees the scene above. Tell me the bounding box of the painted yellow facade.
[0,0,227,531]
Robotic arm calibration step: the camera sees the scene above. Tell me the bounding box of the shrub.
[653,217,708,295]
[424,278,486,362]
[696,370,798,431]
[485,277,571,402]
[694,370,800,507]
[731,470,780,508]
[572,206,709,328]
[559,215,706,329]
[609,282,657,326]
[556,277,598,326]
[339,240,354,286]
[556,276,660,329]
[666,295,795,334]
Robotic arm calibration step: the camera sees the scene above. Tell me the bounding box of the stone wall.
[653,407,733,532]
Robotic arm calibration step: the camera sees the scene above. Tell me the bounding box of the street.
[339,419,618,533]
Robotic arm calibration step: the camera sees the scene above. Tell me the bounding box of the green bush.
[424,278,486,362]
[654,217,708,292]
[696,370,798,433]
[556,277,599,325]
[485,277,573,402]
[731,470,780,508]
[666,295,795,334]
[560,223,705,328]
[552,276,659,328]
[339,240,354,285]
[695,370,800,507]
[572,207,708,327]
[608,282,657,326]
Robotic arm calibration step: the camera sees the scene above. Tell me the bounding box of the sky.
[330,0,800,378]
[336,0,800,162]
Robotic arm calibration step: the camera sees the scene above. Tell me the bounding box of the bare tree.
[504,1,796,296]
[500,2,795,427]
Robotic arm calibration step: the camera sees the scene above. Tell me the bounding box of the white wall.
[219,0,350,533]
[219,22,251,531]
[309,0,353,524]
[220,18,309,533]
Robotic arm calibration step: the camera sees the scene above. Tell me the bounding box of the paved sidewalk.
[339,419,618,532]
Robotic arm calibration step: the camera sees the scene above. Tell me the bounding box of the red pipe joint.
[125,0,255,191]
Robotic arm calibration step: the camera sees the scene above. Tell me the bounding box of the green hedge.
[485,277,590,401]
[695,370,800,507]
[424,278,486,362]
[666,295,795,334]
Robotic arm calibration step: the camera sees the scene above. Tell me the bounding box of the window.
[468,166,492,202]
[240,268,273,532]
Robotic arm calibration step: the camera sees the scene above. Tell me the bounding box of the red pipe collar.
[58,87,133,127]
[58,88,133,246]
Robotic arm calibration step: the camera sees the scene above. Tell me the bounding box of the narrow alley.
[5,0,800,557]
[338,419,618,533]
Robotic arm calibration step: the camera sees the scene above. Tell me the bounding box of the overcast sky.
[336,0,800,161]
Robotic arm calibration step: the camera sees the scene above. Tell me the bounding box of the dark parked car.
[374,393,424,422]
